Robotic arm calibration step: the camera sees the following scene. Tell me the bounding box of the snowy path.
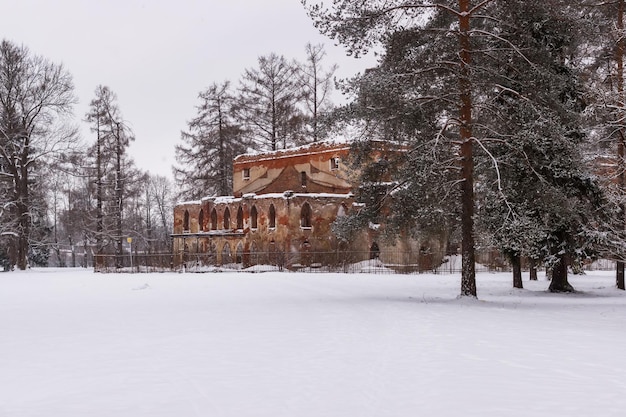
[0,269,625,416]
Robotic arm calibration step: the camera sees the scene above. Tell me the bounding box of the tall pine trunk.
[529,258,538,281]
[511,254,523,289]
[549,253,575,292]
[459,0,476,297]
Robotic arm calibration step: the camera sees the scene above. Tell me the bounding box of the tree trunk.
[512,254,523,289]
[618,261,625,290]
[16,163,29,270]
[529,258,538,281]
[96,120,103,259]
[458,0,476,297]
[617,0,625,290]
[115,123,123,269]
[548,253,575,293]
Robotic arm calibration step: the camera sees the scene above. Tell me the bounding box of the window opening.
[221,243,232,265]
[301,202,312,228]
[237,206,244,229]
[370,242,380,259]
[250,241,259,265]
[337,203,348,217]
[250,205,258,229]
[236,242,244,264]
[183,210,190,232]
[269,204,276,228]
[223,208,230,229]
[211,208,218,230]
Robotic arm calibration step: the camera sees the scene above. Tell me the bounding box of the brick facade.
[172,141,445,270]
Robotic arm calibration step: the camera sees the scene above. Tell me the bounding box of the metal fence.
[93,250,618,274]
[93,250,514,274]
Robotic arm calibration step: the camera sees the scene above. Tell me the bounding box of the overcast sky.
[2,0,375,178]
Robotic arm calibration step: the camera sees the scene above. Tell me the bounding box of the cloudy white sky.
[2,0,375,178]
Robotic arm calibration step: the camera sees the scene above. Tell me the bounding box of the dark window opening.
[183,210,190,231]
[250,241,259,265]
[223,208,231,230]
[269,204,276,228]
[250,206,258,229]
[301,171,307,187]
[243,168,250,180]
[198,209,204,231]
[370,242,380,259]
[236,243,244,264]
[330,157,340,170]
[301,202,312,228]
[211,208,218,230]
[301,240,312,266]
[221,243,232,265]
[237,206,244,229]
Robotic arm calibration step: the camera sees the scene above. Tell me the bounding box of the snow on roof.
[234,139,353,163]
[175,192,353,208]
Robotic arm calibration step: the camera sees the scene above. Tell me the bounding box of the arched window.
[198,209,204,231]
[183,210,190,231]
[207,242,217,265]
[237,206,244,229]
[250,205,258,229]
[269,204,276,228]
[370,242,380,259]
[210,208,218,230]
[301,240,312,266]
[337,203,348,217]
[235,242,244,264]
[221,243,232,265]
[301,202,312,228]
[269,240,278,265]
[250,241,259,266]
[223,208,231,229]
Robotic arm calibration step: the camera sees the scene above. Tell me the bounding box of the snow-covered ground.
[1,268,625,417]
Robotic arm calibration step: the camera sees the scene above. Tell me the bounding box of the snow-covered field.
[1,268,625,417]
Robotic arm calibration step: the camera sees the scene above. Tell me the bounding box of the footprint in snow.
[132,283,151,291]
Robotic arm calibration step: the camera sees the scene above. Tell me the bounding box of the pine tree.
[305,0,608,294]
[304,0,498,296]
[85,85,134,267]
[581,0,626,289]
[174,81,245,199]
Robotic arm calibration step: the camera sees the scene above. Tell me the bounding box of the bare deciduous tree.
[0,39,78,270]
[239,53,303,151]
[297,43,337,142]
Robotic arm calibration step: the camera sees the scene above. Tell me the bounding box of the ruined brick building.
[172,141,444,270]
